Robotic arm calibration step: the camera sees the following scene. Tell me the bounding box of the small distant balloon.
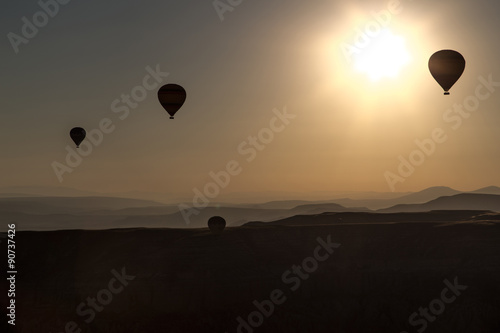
[70,127,86,148]
[428,50,466,95]
[158,84,186,119]
[208,216,226,234]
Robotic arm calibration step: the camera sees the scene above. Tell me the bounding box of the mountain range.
[1,186,500,231]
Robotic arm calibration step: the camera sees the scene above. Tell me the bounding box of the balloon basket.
[170,116,174,119]
[444,92,450,95]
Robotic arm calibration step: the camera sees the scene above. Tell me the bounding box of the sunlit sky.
[1,0,500,201]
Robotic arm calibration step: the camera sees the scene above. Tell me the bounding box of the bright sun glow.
[353,29,411,82]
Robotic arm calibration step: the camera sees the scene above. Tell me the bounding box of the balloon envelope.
[208,216,226,234]
[428,50,465,95]
[158,84,186,119]
[70,127,86,148]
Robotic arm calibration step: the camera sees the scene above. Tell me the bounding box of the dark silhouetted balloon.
[429,50,465,95]
[208,216,226,234]
[158,84,186,119]
[70,127,86,148]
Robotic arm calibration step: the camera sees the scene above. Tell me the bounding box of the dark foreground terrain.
[2,211,500,333]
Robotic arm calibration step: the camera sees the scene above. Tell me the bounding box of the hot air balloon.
[208,216,226,234]
[158,84,186,119]
[428,50,466,95]
[70,127,86,148]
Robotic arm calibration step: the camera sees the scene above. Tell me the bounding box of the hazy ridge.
[2,186,500,231]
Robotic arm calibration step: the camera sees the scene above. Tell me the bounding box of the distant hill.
[394,186,461,203]
[290,203,370,214]
[378,193,500,213]
[0,196,165,215]
[0,212,122,231]
[244,187,458,212]
[471,186,500,195]
[243,200,326,210]
[330,186,480,210]
[245,210,493,227]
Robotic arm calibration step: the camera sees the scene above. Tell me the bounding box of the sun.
[353,29,411,82]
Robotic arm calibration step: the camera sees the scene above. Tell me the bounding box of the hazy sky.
[1,0,500,201]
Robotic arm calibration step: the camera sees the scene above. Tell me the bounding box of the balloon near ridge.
[70,127,86,148]
[429,50,466,95]
[158,84,187,119]
[208,216,226,234]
